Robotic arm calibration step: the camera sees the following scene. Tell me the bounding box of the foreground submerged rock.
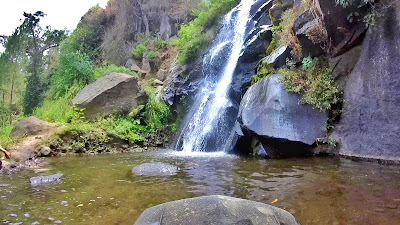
[30,174,63,186]
[134,195,300,225]
[234,74,327,157]
[72,72,147,119]
[132,162,179,176]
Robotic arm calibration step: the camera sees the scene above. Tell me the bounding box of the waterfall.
[176,0,269,152]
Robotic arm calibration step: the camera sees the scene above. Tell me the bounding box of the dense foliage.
[176,0,240,64]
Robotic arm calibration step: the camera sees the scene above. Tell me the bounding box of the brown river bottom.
[0,150,399,225]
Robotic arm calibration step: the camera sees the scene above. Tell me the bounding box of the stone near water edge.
[134,195,300,225]
[132,162,179,176]
[30,174,63,186]
[40,146,52,157]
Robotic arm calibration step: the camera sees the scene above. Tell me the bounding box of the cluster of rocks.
[229,0,400,161]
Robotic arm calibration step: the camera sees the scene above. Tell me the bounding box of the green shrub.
[155,40,169,49]
[176,0,241,64]
[302,55,313,70]
[94,64,135,80]
[34,84,83,123]
[266,25,282,55]
[279,57,341,110]
[251,63,275,85]
[144,87,171,129]
[132,43,147,58]
[50,51,94,97]
[146,51,159,61]
[98,116,147,143]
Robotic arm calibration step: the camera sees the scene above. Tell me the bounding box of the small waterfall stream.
[177,0,271,152]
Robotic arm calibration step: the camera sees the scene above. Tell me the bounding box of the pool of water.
[1,150,400,224]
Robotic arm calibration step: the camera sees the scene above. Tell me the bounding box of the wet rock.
[40,146,52,157]
[72,72,148,119]
[333,0,400,161]
[134,195,300,225]
[241,26,272,63]
[259,45,292,69]
[10,117,56,138]
[236,74,327,157]
[30,174,63,186]
[8,214,17,218]
[132,162,179,176]
[269,0,294,26]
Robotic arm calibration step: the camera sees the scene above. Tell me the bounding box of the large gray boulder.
[72,73,147,119]
[333,0,400,161]
[134,195,300,225]
[236,74,327,156]
[239,74,327,145]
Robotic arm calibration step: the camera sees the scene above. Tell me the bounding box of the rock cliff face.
[333,0,400,161]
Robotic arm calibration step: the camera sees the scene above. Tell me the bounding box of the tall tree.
[16,11,66,114]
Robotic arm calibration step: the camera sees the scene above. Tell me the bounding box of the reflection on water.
[1,150,400,224]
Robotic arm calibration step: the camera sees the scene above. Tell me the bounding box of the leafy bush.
[94,64,135,80]
[266,25,282,55]
[302,55,313,70]
[144,87,171,129]
[251,63,274,85]
[146,51,159,61]
[34,84,83,123]
[155,40,169,49]
[176,0,240,64]
[50,51,94,97]
[132,43,147,59]
[279,57,341,110]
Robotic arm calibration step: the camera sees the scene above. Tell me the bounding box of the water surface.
[1,150,399,224]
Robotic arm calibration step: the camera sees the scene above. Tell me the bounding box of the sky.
[0,0,109,52]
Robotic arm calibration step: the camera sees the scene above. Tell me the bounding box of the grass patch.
[0,125,13,149]
[176,0,241,64]
[251,63,275,85]
[132,43,147,59]
[94,64,135,80]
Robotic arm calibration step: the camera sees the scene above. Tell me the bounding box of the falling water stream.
[178,0,260,152]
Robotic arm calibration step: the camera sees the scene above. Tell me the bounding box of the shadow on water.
[1,150,400,224]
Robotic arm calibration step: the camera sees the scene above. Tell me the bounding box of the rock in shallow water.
[30,174,63,186]
[132,163,179,176]
[134,195,300,225]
